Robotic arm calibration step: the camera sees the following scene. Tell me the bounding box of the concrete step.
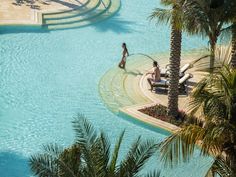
[47,0,120,30]
[124,74,149,104]
[43,0,93,19]
[99,68,124,112]
[44,0,105,25]
[99,58,152,113]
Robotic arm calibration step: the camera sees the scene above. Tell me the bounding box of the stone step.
[47,0,120,30]
[124,74,149,104]
[99,57,152,113]
[99,68,124,113]
[109,70,134,105]
[43,0,94,19]
[99,69,134,112]
[45,0,107,25]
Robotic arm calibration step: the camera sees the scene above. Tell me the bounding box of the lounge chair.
[160,63,192,78]
[152,73,193,93]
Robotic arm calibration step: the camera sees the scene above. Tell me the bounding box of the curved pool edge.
[118,104,179,135]
[98,49,209,134]
[98,53,179,134]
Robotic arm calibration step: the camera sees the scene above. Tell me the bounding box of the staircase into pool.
[42,0,120,30]
[99,57,153,113]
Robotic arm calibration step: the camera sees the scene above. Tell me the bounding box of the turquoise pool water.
[0,0,213,176]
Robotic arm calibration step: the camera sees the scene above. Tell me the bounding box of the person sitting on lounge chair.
[151,73,193,93]
[146,61,161,91]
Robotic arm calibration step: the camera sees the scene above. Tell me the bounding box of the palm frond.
[58,145,81,177]
[30,118,159,177]
[99,132,111,168]
[43,144,64,157]
[159,125,206,167]
[191,55,210,65]
[73,114,98,146]
[143,170,161,177]
[149,8,172,26]
[72,115,98,176]
[189,55,236,121]
[29,144,64,177]
[90,131,111,177]
[219,25,233,43]
[160,0,175,6]
[205,156,232,177]
[192,45,232,74]
[29,154,58,177]
[182,0,209,36]
[119,138,157,176]
[109,130,125,174]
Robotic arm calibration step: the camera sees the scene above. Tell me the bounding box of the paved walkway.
[0,0,86,25]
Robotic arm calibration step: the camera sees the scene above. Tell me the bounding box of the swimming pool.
[0,0,213,176]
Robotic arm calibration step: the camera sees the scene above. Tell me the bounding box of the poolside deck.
[99,50,208,132]
[0,0,87,25]
[0,0,121,30]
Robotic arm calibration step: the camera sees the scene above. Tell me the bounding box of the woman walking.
[118,43,129,69]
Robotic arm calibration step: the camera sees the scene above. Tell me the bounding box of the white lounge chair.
[152,73,193,93]
[160,63,192,78]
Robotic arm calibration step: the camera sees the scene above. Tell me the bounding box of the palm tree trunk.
[226,150,236,176]
[167,23,182,118]
[231,22,236,69]
[230,155,236,176]
[224,134,236,176]
[209,38,216,70]
[229,135,236,176]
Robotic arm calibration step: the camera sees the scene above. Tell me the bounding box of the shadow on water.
[92,13,140,34]
[0,151,31,177]
[0,12,139,34]
[0,15,135,34]
[118,111,171,136]
[0,26,49,34]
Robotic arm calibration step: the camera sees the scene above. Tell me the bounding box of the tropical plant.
[150,0,185,118]
[223,0,236,69]
[158,58,236,176]
[183,0,234,69]
[29,116,160,177]
[210,0,236,69]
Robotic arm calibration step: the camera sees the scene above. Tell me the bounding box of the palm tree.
[183,0,234,69]
[150,0,184,118]
[210,0,236,69]
[29,115,160,177]
[158,59,236,176]
[231,23,236,68]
